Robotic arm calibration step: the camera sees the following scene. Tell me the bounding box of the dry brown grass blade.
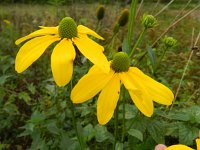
[169,30,200,111]
[152,3,200,48]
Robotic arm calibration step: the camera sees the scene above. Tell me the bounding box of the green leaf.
[95,124,110,142]
[27,83,36,94]
[147,45,156,70]
[125,104,138,119]
[115,142,123,150]
[179,123,198,145]
[18,92,31,104]
[0,75,12,85]
[59,133,74,150]
[128,129,143,141]
[29,110,45,123]
[147,119,165,143]
[46,121,61,135]
[83,124,95,142]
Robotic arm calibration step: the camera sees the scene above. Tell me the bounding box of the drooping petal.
[77,25,104,40]
[73,36,109,73]
[129,67,174,105]
[97,75,120,125]
[15,35,60,73]
[51,39,75,87]
[126,71,154,117]
[166,145,193,150]
[15,27,58,45]
[196,138,200,150]
[71,69,114,103]
[118,71,139,91]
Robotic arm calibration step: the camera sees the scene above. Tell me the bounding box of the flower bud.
[117,9,129,27]
[96,5,105,21]
[141,14,157,29]
[163,36,177,48]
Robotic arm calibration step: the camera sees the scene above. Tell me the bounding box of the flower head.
[71,52,174,125]
[15,17,109,86]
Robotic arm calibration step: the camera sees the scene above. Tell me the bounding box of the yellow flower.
[166,138,200,150]
[71,52,174,125]
[15,17,109,86]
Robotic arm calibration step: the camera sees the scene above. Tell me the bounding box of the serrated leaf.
[95,124,110,142]
[0,75,12,85]
[125,104,138,119]
[27,83,36,94]
[18,92,31,104]
[128,129,143,141]
[147,119,165,143]
[83,124,95,142]
[179,124,198,145]
[29,110,45,123]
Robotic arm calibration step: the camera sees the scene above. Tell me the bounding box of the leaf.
[0,75,12,85]
[29,110,45,123]
[147,119,165,143]
[179,123,199,145]
[95,124,110,142]
[83,124,95,142]
[147,45,156,70]
[115,142,123,150]
[128,129,143,141]
[59,133,74,150]
[18,92,31,104]
[27,83,36,94]
[125,104,138,119]
[46,121,61,135]
[122,37,129,53]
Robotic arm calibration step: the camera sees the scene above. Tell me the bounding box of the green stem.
[121,86,126,142]
[129,28,147,58]
[69,81,84,150]
[113,103,119,150]
[154,46,168,73]
[127,0,138,52]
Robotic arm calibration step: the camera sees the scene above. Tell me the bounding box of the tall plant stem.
[121,86,126,142]
[113,103,119,150]
[129,28,147,58]
[69,81,84,150]
[127,0,138,52]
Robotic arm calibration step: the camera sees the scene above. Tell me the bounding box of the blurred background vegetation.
[0,0,200,149]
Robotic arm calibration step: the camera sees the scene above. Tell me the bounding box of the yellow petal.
[51,39,75,87]
[196,138,200,150]
[129,67,174,105]
[15,35,60,73]
[73,36,109,73]
[71,69,114,103]
[166,145,193,150]
[126,71,154,117]
[77,25,104,40]
[15,27,58,45]
[97,75,120,125]
[118,71,139,91]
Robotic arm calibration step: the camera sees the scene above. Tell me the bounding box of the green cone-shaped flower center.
[58,17,77,39]
[111,52,130,72]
